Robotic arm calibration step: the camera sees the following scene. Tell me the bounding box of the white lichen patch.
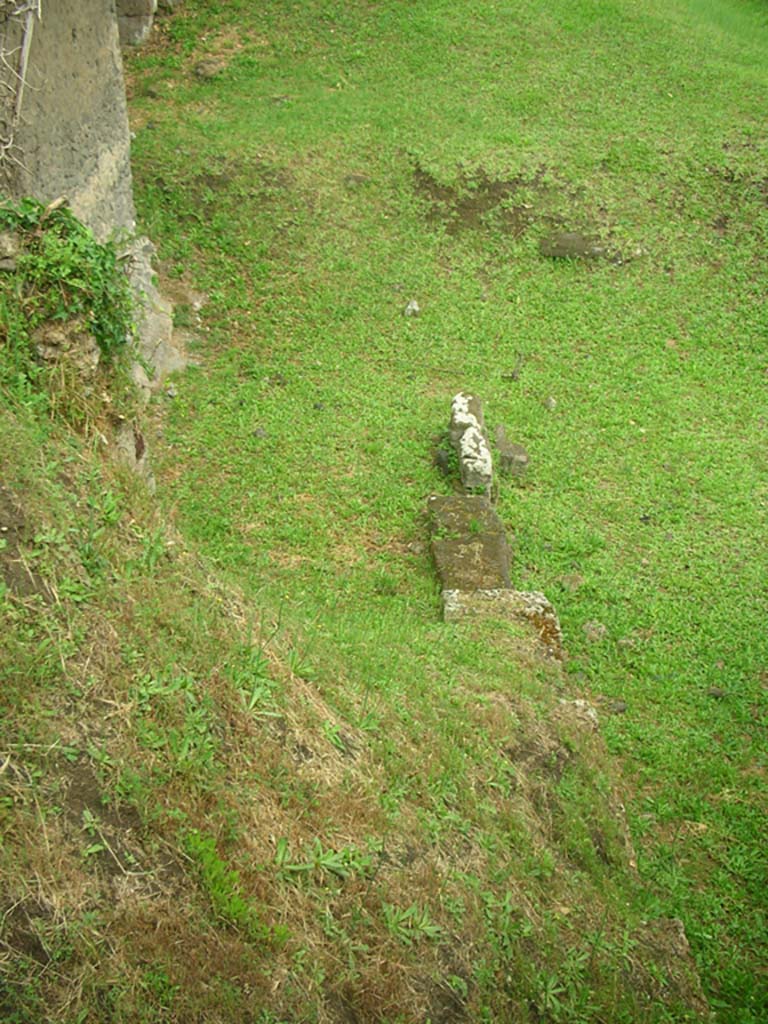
[450,391,493,491]
[458,424,493,490]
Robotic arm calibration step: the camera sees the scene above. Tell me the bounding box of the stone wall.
[1,0,136,241]
[116,0,157,47]
[0,1,185,487]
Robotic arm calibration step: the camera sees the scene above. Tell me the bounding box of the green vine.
[0,196,134,360]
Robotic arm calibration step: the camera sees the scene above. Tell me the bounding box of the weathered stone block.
[496,424,530,476]
[127,237,186,389]
[428,494,511,591]
[116,0,158,46]
[440,588,563,656]
[449,391,493,493]
[117,0,157,15]
[449,391,485,445]
[3,0,137,241]
[118,14,155,46]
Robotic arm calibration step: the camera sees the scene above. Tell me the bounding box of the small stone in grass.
[432,448,451,476]
[607,699,628,715]
[583,620,608,643]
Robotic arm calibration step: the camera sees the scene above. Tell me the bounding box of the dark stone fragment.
[539,230,605,260]
[428,494,511,591]
[432,449,451,476]
[496,425,529,476]
[607,699,628,715]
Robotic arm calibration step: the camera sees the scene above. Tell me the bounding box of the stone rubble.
[32,320,101,377]
[429,394,563,658]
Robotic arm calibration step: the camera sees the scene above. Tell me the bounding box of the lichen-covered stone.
[449,391,486,445]
[458,423,493,490]
[440,588,563,657]
[449,391,493,493]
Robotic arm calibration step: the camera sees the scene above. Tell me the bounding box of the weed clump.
[0,197,135,424]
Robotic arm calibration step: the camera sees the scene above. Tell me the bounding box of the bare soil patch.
[412,163,547,237]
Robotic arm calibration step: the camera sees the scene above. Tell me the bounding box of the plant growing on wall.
[0,196,134,360]
[0,196,136,426]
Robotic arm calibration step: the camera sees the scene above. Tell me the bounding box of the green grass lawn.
[124,0,767,1018]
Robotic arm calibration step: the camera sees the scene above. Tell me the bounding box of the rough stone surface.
[496,424,530,476]
[3,0,136,242]
[449,391,493,493]
[449,390,485,446]
[539,230,605,260]
[0,231,20,271]
[32,320,100,377]
[130,361,153,406]
[117,0,158,47]
[115,420,156,493]
[458,424,493,491]
[117,16,154,46]
[126,237,186,397]
[440,588,564,657]
[117,0,157,12]
[428,494,510,591]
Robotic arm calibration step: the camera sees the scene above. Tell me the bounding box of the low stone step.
[441,588,563,657]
